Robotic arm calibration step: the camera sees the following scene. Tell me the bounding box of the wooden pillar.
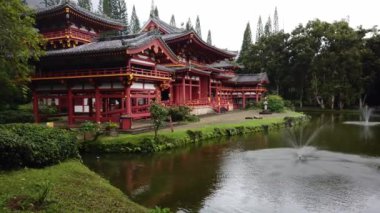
[209,77,212,101]
[155,85,161,103]
[67,87,74,125]
[32,90,40,123]
[95,86,101,123]
[125,86,131,114]
[256,85,259,103]
[242,92,246,109]
[198,77,201,100]
[182,76,186,104]
[169,85,173,105]
[189,78,192,101]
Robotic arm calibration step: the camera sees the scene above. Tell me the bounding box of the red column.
[155,85,161,103]
[125,86,131,114]
[32,90,40,123]
[67,87,74,125]
[209,77,212,102]
[169,85,173,105]
[182,76,186,104]
[95,86,101,123]
[242,92,246,109]
[189,78,192,101]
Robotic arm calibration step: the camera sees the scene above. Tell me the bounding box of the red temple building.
[31,1,268,129]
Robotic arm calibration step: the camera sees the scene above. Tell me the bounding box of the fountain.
[344,105,380,126]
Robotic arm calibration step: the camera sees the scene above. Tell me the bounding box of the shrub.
[39,104,58,115]
[0,110,34,124]
[150,103,169,140]
[0,124,79,170]
[267,95,285,112]
[186,130,203,142]
[168,106,191,122]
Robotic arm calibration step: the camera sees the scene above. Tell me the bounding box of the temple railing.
[32,67,171,80]
[42,27,96,42]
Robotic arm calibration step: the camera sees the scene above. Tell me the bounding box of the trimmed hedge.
[0,124,79,170]
[0,110,34,124]
[267,95,285,112]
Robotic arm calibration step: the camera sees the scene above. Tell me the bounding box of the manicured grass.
[85,111,306,153]
[0,160,147,213]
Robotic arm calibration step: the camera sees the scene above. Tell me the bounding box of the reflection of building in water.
[29,1,269,129]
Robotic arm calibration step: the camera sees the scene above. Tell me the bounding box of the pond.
[83,111,380,212]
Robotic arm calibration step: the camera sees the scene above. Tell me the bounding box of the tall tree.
[78,0,92,11]
[149,0,155,18]
[195,15,202,38]
[0,0,44,108]
[97,0,103,14]
[207,30,212,45]
[102,0,112,17]
[273,7,279,33]
[186,18,193,30]
[130,5,141,34]
[256,16,263,42]
[264,16,272,37]
[40,0,60,7]
[154,6,159,18]
[170,14,176,27]
[237,22,252,63]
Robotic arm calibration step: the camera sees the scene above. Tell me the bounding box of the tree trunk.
[339,101,344,110]
[330,95,335,110]
[316,96,325,109]
[299,89,304,108]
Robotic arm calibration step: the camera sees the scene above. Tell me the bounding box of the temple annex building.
[31,1,269,129]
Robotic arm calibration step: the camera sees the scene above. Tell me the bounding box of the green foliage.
[267,95,285,112]
[78,0,92,11]
[170,14,176,27]
[130,5,141,34]
[237,22,252,63]
[207,30,212,45]
[103,122,118,130]
[0,110,34,124]
[79,121,99,133]
[0,124,79,170]
[0,0,44,107]
[195,16,202,38]
[186,130,203,142]
[150,206,172,213]
[168,106,193,122]
[39,104,58,115]
[150,103,169,140]
[186,18,193,30]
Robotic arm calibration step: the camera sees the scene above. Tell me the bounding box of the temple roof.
[140,17,184,34]
[45,32,177,60]
[227,73,269,84]
[35,0,126,28]
[162,31,237,59]
[209,60,244,69]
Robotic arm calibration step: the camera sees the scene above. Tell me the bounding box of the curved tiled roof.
[228,73,269,84]
[46,32,176,58]
[140,17,184,34]
[36,0,126,28]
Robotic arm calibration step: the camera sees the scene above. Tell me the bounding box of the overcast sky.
[30,0,380,51]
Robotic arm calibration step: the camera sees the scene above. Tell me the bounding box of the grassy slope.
[98,111,304,145]
[0,160,147,213]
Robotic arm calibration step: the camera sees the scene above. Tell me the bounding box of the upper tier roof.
[140,17,184,34]
[228,73,269,84]
[45,32,177,61]
[35,0,126,28]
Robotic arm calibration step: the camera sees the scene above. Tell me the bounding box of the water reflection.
[83,112,380,212]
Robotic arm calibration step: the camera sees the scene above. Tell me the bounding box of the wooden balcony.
[42,27,96,43]
[32,67,172,81]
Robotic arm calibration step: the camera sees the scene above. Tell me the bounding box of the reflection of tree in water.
[84,142,229,212]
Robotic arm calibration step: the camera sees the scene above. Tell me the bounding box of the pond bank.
[82,110,307,153]
[0,161,147,213]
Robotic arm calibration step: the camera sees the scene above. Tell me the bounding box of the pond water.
[83,112,380,212]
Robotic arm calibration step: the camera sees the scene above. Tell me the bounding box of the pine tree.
[170,14,176,27]
[154,6,159,18]
[149,0,155,18]
[273,7,279,33]
[102,0,112,17]
[195,15,202,38]
[98,0,103,14]
[207,30,212,45]
[186,18,193,30]
[264,16,272,36]
[237,22,252,63]
[78,0,92,11]
[40,0,60,7]
[256,16,263,42]
[130,5,141,34]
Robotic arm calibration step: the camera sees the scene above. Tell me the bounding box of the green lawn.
[0,160,147,213]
